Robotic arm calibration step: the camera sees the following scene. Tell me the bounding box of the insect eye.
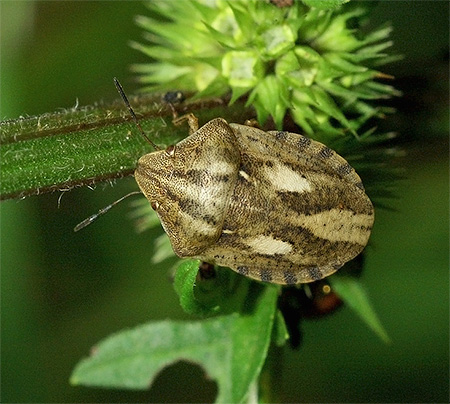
[165,145,176,156]
[151,201,160,211]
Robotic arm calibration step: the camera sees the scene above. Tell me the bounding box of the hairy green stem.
[0,94,252,200]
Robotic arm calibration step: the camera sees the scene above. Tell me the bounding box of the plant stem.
[0,94,252,200]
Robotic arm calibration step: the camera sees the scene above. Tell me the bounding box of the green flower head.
[132,0,400,136]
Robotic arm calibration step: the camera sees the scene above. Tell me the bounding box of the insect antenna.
[74,191,142,232]
[113,77,160,150]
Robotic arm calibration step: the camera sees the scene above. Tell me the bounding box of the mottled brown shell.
[135,118,374,284]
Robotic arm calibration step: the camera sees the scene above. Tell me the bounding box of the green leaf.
[259,24,296,58]
[318,79,393,102]
[174,260,257,317]
[290,106,315,135]
[191,76,229,100]
[227,1,254,41]
[174,259,219,316]
[323,52,369,74]
[229,86,252,105]
[202,21,237,48]
[129,42,184,63]
[252,75,287,129]
[310,85,356,135]
[151,233,176,264]
[330,275,391,343]
[130,62,192,84]
[143,1,202,23]
[273,310,289,347]
[188,0,222,23]
[361,23,393,47]
[71,284,279,403]
[222,50,263,88]
[365,81,402,97]
[135,16,198,51]
[357,42,394,59]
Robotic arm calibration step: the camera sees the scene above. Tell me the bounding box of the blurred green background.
[1,2,448,402]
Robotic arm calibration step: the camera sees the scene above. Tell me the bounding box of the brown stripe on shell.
[171,168,232,187]
[162,188,222,228]
[276,184,373,216]
[215,221,367,267]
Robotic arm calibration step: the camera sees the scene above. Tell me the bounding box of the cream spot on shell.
[239,170,250,181]
[245,235,293,255]
[264,163,312,193]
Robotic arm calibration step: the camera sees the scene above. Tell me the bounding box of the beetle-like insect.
[77,79,374,285]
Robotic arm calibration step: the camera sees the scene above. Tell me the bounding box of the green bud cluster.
[132,0,399,136]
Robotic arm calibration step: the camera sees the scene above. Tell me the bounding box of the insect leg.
[172,113,199,134]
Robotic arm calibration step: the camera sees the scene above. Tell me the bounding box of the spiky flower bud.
[132,0,399,138]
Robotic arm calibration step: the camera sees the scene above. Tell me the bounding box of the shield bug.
[77,79,374,285]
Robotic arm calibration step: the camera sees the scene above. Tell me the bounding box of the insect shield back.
[77,79,374,286]
[134,118,241,257]
[133,115,373,285]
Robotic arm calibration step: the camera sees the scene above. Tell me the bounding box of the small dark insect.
[197,262,217,281]
[279,281,343,348]
[162,91,185,105]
